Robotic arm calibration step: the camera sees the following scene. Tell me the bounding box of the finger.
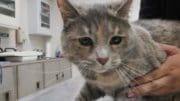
[149,87,171,96]
[128,76,170,98]
[160,44,179,55]
[57,0,63,7]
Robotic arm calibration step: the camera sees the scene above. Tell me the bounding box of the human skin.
[128,44,180,97]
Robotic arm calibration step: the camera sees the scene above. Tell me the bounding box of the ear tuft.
[108,0,133,19]
[57,0,79,25]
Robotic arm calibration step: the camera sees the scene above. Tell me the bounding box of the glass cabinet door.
[0,0,15,17]
[40,1,50,29]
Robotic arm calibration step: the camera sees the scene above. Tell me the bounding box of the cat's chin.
[94,68,108,74]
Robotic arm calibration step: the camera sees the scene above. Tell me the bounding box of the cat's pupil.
[79,37,93,46]
[110,36,122,45]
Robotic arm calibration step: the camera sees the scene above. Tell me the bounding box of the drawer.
[44,61,60,87]
[18,63,43,98]
[58,68,72,82]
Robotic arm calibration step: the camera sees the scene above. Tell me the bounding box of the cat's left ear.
[57,0,79,26]
[108,0,133,19]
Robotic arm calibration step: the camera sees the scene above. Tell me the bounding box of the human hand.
[128,44,180,98]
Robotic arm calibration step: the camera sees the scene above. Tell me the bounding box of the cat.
[136,20,180,48]
[57,0,180,101]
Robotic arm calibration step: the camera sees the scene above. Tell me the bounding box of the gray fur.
[59,0,179,101]
[135,20,180,48]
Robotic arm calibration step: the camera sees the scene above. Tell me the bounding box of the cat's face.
[66,18,134,73]
[58,0,136,73]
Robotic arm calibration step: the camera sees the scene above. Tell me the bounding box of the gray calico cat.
[57,0,179,101]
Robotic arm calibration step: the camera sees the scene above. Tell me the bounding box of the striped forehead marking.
[97,21,106,47]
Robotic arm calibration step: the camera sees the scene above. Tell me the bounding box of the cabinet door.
[28,0,51,36]
[0,0,18,28]
[59,68,72,82]
[18,63,43,98]
[0,67,17,101]
[44,61,60,87]
[44,59,72,87]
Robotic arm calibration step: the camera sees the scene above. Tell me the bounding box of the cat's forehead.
[76,11,130,35]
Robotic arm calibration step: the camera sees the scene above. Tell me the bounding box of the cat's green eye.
[79,37,93,46]
[110,36,122,45]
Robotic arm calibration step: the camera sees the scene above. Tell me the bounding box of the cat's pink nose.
[97,58,109,65]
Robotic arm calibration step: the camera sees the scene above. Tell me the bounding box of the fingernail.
[127,92,136,98]
[129,82,137,87]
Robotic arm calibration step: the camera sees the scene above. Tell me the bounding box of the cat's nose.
[97,58,109,65]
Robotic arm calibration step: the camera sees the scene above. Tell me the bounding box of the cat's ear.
[108,0,133,19]
[57,0,79,25]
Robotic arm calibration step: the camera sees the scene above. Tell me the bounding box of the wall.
[46,0,63,57]
[70,0,141,21]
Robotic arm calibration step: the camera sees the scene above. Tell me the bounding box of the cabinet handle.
[36,82,40,89]
[4,92,10,101]
[56,74,59,80]
[61,73,64,78]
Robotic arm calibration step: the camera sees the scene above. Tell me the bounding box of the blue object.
[55,50,61,58]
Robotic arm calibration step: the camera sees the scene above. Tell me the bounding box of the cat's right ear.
[57,0,79,25]
[108,0,133,19]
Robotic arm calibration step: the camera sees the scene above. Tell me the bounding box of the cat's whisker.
[115,69,127,87]
[120,66,136,81]
[118,66,146,95]
[120,67,160,96]
[119,68,131,85]
[121,63,145,76]
[118,65,142,85]
[121,63,170,92]
[121,62,153,80]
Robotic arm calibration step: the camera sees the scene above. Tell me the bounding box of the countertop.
[0,58,67,68]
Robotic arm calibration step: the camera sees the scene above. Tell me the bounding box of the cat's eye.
[79,37,93,46]
[110,36,122,45]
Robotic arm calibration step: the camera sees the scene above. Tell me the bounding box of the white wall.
[70,0,141,21]
[46,0,64,57]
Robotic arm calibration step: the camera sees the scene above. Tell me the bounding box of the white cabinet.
[0,67,17,101]
[28,0,51,36]
[44,59,72,88]
[44,61,60,87]
[17,63,43,98]
[0,0,19,29]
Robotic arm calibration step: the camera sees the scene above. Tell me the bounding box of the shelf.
[41,21,50,29]
[0,4,15,12]
[41,13,49,18]
[41,6,50,11]
[0,0,15,3]
[41,21,49,26]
